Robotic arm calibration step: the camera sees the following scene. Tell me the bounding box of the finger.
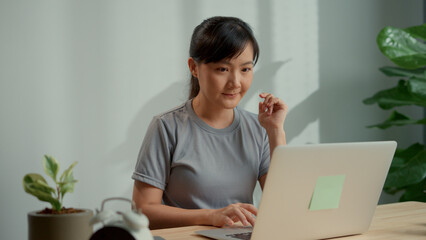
[269,95,280,107]
[269,98,285,112]
[266,95,274,105]
[261,93,271,103]
[231,208,250,226]
[261,95,272,111]
[269,104,274,115]
[259,93,273,103]
[269,98,282,114]
[259,102,266,114]
[224,216,234,227]
[267,97,276,110]
[262,103,268,113]
[259,92,268,98]
[260,93,278,113]
[239,204,258,216]
[240,208,256,226]
[272,98,284,109]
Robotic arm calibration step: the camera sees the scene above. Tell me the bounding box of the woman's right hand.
[208,203,258,227]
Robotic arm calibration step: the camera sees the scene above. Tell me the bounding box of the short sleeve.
[258,130,270,179]
[132,117,173,190]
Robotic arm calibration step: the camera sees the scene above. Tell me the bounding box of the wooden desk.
[151,201,426,240]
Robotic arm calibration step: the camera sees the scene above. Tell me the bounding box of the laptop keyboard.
[226,232,252,240]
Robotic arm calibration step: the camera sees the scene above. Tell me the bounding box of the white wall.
[0,0,423,239]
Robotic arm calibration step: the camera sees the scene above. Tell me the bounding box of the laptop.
[196,141,397,240]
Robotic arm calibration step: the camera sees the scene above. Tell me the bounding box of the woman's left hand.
[258,93,288,132]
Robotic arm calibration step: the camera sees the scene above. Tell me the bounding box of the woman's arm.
[132,180,258,229]
[258,92,288,190]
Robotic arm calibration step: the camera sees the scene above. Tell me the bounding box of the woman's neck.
[192,95,234,129]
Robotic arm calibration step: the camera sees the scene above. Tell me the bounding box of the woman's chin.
[221,99,241,109]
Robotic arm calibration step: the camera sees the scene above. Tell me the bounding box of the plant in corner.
[363,23,426,202]
[23,155,93,240]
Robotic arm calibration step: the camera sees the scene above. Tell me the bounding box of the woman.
[132,16,287,229]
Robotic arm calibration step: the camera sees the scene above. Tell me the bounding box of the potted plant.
[23,155,93,240]
[363,23,426,202]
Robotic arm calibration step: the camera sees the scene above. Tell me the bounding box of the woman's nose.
[227,72,242,88]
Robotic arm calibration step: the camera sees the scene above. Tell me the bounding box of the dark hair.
[188,16,260,99]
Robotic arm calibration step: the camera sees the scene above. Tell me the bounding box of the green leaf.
[59,182,77,197]
[377,26,426,69]
[43,155,59,183]
[389,143,425,174]
[58,161,78,198]
[408,77,426,102]
[405,24,426,41]
[23,174,51,194]
[59,172,78,198]
[394,143,425,162]
[399,178,426,202]
[379,66,426,80]
[384,148,426,189]
[388,157,406,174]
[34,180,56,194]
[363,80,426,109]
[23,174,62,211]
[367,110,426,129]
[59,161,77,182]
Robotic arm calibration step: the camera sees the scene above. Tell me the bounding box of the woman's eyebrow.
[241,61,254,66]
[218,60,254,66]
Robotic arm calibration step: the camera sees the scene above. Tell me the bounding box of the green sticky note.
[309,175,346,211]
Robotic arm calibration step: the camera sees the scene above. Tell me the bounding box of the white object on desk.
[90,197,154,240]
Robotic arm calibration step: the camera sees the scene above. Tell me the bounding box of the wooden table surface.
[150,201,426,240]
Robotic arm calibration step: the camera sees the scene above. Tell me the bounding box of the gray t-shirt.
[132,100,270,209]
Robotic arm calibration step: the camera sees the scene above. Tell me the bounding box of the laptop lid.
[251,141,397,240]
[195,141,397,240]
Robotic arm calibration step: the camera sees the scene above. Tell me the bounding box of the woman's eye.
[217,67,227,72]
[242,68,252,72]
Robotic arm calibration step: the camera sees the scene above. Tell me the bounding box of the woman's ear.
[188,57,198,78]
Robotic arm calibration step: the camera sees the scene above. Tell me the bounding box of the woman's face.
[192,43,254,110]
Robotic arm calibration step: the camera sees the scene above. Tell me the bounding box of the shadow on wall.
[105,80,187,196]
[104,0,201,197]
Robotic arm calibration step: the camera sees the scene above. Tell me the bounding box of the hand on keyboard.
[208,203,257,227]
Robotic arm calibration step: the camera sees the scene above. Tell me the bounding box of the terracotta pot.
[28,209,93,240]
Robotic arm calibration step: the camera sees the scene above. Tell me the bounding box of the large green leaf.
[385,144,424,194]
[399,178,426,202]
[23,174,61,210]
[405,24,426,41]
[389,143,425,174]
[379,66,426,80]
[394,143,425,161]
[388,157,405,176]
[43,155,59,183]
[367,110,426,129]
[377,26,426,69]
[363,79,426,109]
[384,148,426,189]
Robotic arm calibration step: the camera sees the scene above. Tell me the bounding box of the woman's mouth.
[222,93,238,98]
